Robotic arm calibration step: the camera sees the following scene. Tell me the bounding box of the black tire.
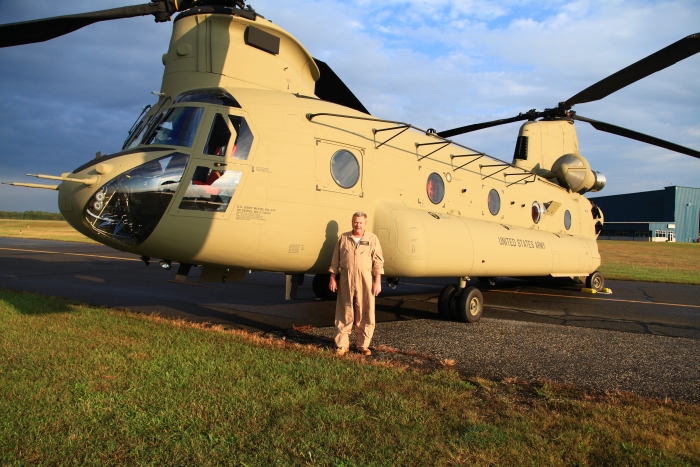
[312,274,337,300]
[438,284,457,320]
[455,286,483,323]
[586,271,605,292]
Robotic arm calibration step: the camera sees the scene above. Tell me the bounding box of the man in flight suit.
[329,212,384,356]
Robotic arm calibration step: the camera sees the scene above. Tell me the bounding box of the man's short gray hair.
[352,211,367,219]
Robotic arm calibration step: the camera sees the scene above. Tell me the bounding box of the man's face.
[352,216,366,236]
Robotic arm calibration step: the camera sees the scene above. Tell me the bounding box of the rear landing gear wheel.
[312,274,337,300]
[438,284,457,320]
[455,286,483,323]
[586,271,605,292]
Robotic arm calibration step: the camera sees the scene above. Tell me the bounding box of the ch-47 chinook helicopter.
[2,1,699,323]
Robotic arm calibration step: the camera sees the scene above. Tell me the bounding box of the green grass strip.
[599,263,700,285]
[0,211,64,221]
[598,241,700,285]
[1,288,699,466]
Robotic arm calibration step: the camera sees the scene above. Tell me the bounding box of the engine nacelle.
[589,171,606,192]
[551,153,605,194]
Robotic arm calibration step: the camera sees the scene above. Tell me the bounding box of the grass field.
[1,288,698,466]
[0,219,95,243]
[598,241,700,285]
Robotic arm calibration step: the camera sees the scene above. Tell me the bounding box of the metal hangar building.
[589,186,700,243]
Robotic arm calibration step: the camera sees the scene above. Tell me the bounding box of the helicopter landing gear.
[438,282,484,323]
[312,273,338,300]
[285,273,304,300]
[455,286,483,323]
[437,284,457,320]
[585,271,605,292]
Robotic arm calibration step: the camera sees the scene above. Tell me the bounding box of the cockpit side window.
[229,115,254,160]
[179,167,242,212]
[204,114,232,156]
[143,107,204,148]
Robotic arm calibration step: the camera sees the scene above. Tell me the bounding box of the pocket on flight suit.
[357,243,372,271]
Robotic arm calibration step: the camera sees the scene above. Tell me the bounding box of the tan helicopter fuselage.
[57,11,601,282]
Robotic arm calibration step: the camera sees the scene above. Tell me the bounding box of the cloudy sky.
[0,0,698,212]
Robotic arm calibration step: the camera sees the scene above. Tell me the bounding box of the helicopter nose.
[79,151,190,246]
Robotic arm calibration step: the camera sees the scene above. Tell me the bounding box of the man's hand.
[329,274,337,293]
[372,277,381,296]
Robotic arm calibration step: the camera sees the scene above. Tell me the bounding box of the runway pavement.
[1,237,699,338]
[2,237,700,401]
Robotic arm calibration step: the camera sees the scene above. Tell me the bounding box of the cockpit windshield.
[123,111,162,150]
[142,107,204,148]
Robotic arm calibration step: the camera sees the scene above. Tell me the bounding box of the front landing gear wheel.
[586,271,605,292]
[312,274,337,300]
[455,286,483,323]
[438,284,457,320]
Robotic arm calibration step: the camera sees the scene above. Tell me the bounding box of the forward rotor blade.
[572,114,700,159]
[0,4,163,48]
[563,32,700,108]
[437,113,535,138]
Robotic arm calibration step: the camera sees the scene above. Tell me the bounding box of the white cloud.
[0,0,698,213]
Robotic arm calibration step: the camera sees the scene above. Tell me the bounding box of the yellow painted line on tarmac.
[0,247,140,262]
[490,289,700,309]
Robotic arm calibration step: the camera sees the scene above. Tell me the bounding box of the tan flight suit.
[329,231,384,350]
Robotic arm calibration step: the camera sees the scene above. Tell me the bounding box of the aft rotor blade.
[572,114,700,159]
[313,58,369,114]
[0,4,163,48]
[437,113,535,138]
[564,32,700,107]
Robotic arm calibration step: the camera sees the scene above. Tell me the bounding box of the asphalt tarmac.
[1,237,699,339]
[2,237,700,401]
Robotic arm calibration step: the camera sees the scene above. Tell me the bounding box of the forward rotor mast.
[0,1,253,48]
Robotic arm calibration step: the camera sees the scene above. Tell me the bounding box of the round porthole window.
[330,150,360,189]
[532,201,542,224]
[487,189,500,216]
[564,210,572,230]
[426,172,445,204]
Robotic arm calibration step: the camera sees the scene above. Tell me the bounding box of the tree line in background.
[0,211,64,221]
